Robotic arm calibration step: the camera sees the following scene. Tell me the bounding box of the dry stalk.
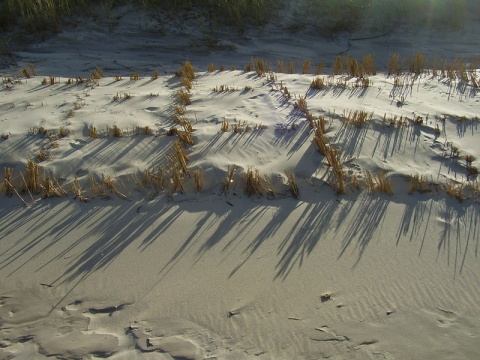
[244,168,263,196]
[221,119,229,132]
[102,174,128,199]
[409,174,431,194]
[25,159,39,194]
[224,164,237,194]
[294,95,308,114]
[4,167,14,197]
[4,177,27,206]
[376,171,394,195]
[193,170,203,192]
[285,171,299,199]
[364,170,376,194]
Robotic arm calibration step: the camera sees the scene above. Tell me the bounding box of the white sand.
[1,5,480,359]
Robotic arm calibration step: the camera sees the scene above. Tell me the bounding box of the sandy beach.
[1,2,480,359]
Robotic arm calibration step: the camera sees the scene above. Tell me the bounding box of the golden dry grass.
[90,64,104,80]
[20,63,36,78]
[294,95,308,114]
[333,55,344,75]
[24,159,39,194]
[89,126,99,138]
[102,174,128,199]
[244,168,263,196]
[302,59,312,74]
[444,180,466,202]
[342,110,373,127]
[224,164,237,194]
[310,77,325,90]
[41,176,67,199]
[193,170,203,192]
[151,69,159,80]
[112,125,123,137]
[409,174,431,194]
[181,60,195,81]
[388,53,402,76]
[221,119,229,132]
[362,54,376,75]
[315,61,325,75]
[376,171,393,195]
[4,167,13,197]
[285,171,299,199]
[177,89,192,105]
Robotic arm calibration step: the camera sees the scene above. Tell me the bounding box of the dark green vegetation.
[1,0,478,35]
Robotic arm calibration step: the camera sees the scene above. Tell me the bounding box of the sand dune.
[1,4,480,359]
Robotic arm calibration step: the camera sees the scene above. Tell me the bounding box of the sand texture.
[1,3,480,359]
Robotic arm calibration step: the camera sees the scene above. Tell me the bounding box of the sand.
[1,4,480,359]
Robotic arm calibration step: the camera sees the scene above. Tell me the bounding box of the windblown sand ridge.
[1,4,480,358]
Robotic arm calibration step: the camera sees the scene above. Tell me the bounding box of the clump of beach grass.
[285,170,299,199]
[409,174,432,194]
[224,164,237,194]
[244,168,263,196]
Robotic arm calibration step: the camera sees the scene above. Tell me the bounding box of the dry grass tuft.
[333,55,344,75]
[181,75,193,90]
[102,174,128,199]
[409,174,431,194]
[141,167,165,192]
[89,126,99,138]
[408,53,427,75]
[313,126,329,157]
[114,74,122,81]
[112,125,123,137]
[151,69,159,80]
[41,176,67,199]
[388,53,402,76]
[4,167,14,197]
[220,119,229,132]
[90,64,104,80]
[294,95,308,114]
[310,77,325,90]
[244,168,263,196]
[177,130,194,145]
[302,59,312,74]
[315,61,325,75]
[207,63,216,72]
[181,60,195,81]
[364,170,393,195]
[444,180,466,202]
[130,72,140,81]
[193,170,203,192]
[363,170,376,194]
[21,63,37,78]
[177,89,192,105]
[252,57,270,76]
[346,56,363,77]
[224,164,237,194]
[376,171,394,195]
[171,141,189,176]
[37,149,48,162]
[342,109,373,127]
[88,174,109,199]
[24,159,39,194]
[285,171,300,199]
[58,127,69,137]
[362,54,376,75]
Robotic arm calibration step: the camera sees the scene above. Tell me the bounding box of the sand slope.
[1,4,480,359]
